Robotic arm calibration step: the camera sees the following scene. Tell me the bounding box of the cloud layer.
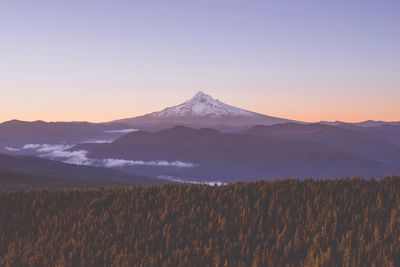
[5,146,20,152]
[104,129,139,133]
[103,159,195,168]
[20,143,195,168]
[82,140,112,144]
[158,175,225,186]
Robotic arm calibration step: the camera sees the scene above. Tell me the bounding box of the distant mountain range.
[112,91,400,131]
[73,124,400,181]
[321,120,400,127]
[1,91,399,185]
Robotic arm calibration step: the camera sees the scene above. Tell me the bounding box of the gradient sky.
[1,0,399,123]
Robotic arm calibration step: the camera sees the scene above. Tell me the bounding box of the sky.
[0,0,399,123]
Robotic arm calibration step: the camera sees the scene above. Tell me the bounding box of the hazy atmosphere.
[2,1,400,266]
[1,0,399,123]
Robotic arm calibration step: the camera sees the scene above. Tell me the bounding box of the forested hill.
[1,177,400,266]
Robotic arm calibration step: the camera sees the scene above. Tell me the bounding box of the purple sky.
[1,0,399,122]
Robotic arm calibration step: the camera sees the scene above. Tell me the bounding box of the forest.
[0,177,399,266]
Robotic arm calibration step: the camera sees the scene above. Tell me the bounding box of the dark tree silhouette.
[0,177,399,266]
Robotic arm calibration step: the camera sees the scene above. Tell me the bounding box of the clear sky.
[1,0,399,123]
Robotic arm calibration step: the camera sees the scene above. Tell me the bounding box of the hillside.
[244,123,400,161]
[0,169,126,189]
[0,153,166,188]
[0,177,399,266]
[74,126,400,181]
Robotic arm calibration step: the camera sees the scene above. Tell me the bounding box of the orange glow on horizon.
[1,105,399,124]
[1,86,399,124]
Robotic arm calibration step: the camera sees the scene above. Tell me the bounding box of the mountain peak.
[193,91,208,98]
[151,91,256,118]
[113,91,297,127]
[190,91,216,103]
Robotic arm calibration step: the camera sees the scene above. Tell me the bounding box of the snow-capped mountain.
[113,91,298,130]
[151,91,257,118]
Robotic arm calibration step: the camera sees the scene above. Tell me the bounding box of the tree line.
[0,177,399,266]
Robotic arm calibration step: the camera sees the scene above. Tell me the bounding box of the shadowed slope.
[0,153,166,189]
[74,126,399,181]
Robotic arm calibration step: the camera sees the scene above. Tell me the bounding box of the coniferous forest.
[1,177,399,267]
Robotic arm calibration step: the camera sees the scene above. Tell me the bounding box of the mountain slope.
[336,123,400,147]
[244,123,400,161]
[0,153,166,189]
[0,169,124,189]
[113,91,298,130]
[73,126,399,181]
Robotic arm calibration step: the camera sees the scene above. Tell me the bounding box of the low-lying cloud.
[22,144,93,165]
[104,129,139,134]
[103,159,195,168]
[158,175,225,186]
[24,144,72,153]
[20,143,195,169]
[82,140,112,144]
[45,149,94,166]
[23,144,47,150]
[5,146,20,152]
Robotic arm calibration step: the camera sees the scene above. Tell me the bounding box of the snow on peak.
[151,91,257,118]
[191,91,213,102]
